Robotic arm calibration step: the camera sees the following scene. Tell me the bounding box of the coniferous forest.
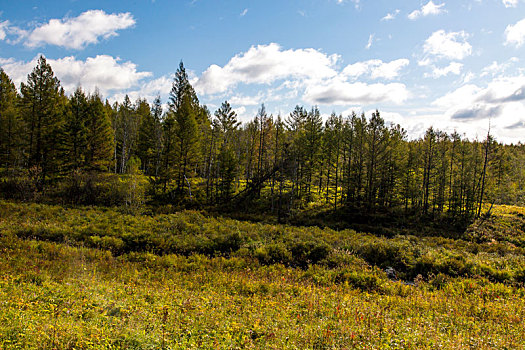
[1,56,525,219]
[1,57,525,348]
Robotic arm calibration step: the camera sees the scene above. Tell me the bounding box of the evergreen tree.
[64,87,88,171]
[168,61,201,195]
[0,69,21,174]
[20,56,64,187]
[85,92,114,171]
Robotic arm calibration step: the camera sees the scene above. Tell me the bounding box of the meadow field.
[1,200,524,349]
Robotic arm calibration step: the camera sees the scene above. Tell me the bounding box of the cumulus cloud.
[111,75,173,103]
[408,1,446,20]
[25,10,135,49]
[425,62,463,78]
[0,54,151,96]
[194,43,413,108]
[423,30,472,60]
[194,43,339,95]
[303,79,409,105]
[450,104,503,121]
[432,75,525,133]
[505,18,525,47]
[342,59,409,80]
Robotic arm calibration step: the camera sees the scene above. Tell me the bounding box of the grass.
[1,200,525,348]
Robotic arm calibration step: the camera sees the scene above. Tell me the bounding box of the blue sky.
[1,0,525,142]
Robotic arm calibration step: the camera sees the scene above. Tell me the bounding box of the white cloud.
[0,20,8,40]
[304,79,409,105]
[505,18,525,47]
[371,59,410,79]
[382,9,400,21]
[432,75,525,139]
[0,54,151,96]
[0,20,28,44]
[194,43,339,95]
[342,61,372,78]
[423,30,472,60]
[481,58,518,77]
[408,1,446,20]
[229,93,263,106]
[426,62,463,78]
[463,72,475,83]
[194,43,412,110]
[433,84,482,108]
[26,10,135,49]
[232,106,248,120]
[111,75,172,103]
[365,34,374,49]
[342,59,409,80]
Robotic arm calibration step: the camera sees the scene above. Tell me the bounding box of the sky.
[1,0,525,143]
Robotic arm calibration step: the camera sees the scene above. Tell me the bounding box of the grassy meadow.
[1,200,524,349]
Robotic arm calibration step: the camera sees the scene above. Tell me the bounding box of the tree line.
[1,56,524,218]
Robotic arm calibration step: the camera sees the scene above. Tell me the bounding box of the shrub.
[288,240,331,268]
[335,269,383,292]
[255,243,292,265]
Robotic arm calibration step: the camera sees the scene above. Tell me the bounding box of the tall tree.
[63,87,88,171]
[20,56,64,187]
[85,91,114,171]
[115,95,140,174]
[302,106,323,197]
[0,69,21,174]
[365,111,387,208]
[214,101,241,201]
[169,61,201,195]
[136,98,156,175]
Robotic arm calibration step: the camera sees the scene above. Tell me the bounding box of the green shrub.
[288,240,331,268]
[255,243,292,265]
[335,269,383,292]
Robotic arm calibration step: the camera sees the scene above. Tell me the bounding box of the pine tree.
[20,56,64,187]
[168,61,201,195]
